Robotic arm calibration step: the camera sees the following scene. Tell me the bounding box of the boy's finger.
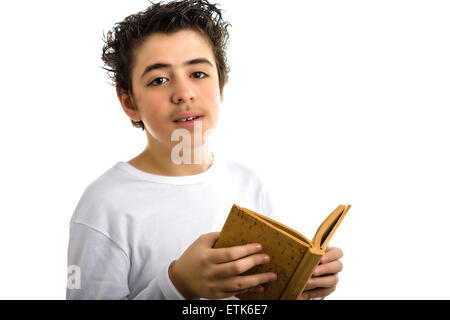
[228,285,264,296]
[220,284,264,299]
[214,253,270,276]
[313,260,343,276]
[307,274,339,290]
[303,277,316,291]
[321,247,343,263]
[249,285,264,293]
[211,243,263,263]
[299,286,336,300]
[219,272,277,293]
[200,232,221,247]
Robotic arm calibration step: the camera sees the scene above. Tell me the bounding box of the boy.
[67,0,343,300]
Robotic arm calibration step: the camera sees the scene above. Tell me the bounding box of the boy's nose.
[171,79,195,104]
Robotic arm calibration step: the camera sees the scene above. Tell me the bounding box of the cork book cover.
[213,203,351,300]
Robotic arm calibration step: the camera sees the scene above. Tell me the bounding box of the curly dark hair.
[101,0,231,130]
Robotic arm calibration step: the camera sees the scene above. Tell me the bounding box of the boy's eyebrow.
[140,58,214,79]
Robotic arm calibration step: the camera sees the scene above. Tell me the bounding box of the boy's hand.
[298,246,344,300]
[169,232,277,300]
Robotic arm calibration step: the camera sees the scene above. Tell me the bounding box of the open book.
[213,204,351,300]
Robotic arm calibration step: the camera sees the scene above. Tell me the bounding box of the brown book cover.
[213,204,351,300]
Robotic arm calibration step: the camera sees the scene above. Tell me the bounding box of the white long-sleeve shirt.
[66,154,275,299]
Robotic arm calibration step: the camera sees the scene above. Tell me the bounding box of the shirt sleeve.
[66,222,185,300]
[133,259,186,300]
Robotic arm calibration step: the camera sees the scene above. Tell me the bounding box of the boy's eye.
[148,72,207,87]
[149,77,168,86]
[192,72,208,79]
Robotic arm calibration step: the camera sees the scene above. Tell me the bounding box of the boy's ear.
[117,88,141,122]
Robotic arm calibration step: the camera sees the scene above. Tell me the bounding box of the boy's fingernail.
[270,273,277,281]
[254,244,262,250]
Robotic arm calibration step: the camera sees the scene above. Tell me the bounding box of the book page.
[312,204,351,249]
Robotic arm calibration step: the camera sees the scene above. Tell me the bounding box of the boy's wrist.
[168,261,197,300]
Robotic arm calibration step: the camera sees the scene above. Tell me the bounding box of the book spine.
[279,248,322,300]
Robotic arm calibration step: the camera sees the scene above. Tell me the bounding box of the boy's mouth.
[173,116,203,123]
[173,115,204,128]
[173,111,205,127]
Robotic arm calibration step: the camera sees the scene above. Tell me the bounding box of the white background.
[0,0,449,299]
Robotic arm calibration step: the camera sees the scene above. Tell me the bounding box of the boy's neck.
[128,143,214,177]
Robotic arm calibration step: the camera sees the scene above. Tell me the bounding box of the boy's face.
[120,29,223,151]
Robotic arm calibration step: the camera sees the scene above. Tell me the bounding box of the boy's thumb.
[201,231,221,247]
